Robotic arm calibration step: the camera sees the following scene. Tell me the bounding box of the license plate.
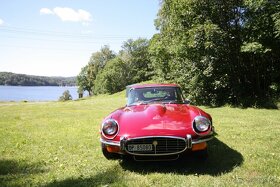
[128,144,153,151]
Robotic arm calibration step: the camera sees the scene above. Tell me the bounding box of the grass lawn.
[0,91,280,187]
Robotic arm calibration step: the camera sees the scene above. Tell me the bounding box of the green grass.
[0,91,280,187]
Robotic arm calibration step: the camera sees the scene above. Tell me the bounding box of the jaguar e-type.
[100,84,214,161]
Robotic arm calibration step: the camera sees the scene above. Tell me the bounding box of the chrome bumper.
[100,138,120,146]
[100,135,214,148]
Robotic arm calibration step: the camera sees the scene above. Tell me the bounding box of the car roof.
[128,83,180,89]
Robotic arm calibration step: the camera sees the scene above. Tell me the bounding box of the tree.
[151,0,280,107]
[87,45,116,93]
[77,86,84,98]
[149,34,172,81]
[152,0,233,105]
[94,58,127,94]
[240,0,280,105]
[119,38,153,84]
[77,65,92,95]
[77,45,116,95]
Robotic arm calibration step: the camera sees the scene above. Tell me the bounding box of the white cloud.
[40,8,54,15]
[0,18,4,25]
[52,7,92,22]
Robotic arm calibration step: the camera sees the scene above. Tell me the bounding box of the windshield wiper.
[165,100,183,104]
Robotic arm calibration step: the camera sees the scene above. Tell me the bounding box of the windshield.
[127,87,184,106]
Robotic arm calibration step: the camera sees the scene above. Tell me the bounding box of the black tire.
[101,143,120,160]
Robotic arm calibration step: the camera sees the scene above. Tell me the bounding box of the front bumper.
[100,134,214,156]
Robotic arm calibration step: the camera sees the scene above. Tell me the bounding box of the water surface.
[0,86,85,101]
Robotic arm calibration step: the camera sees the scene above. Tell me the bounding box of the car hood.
[108,103,208,139]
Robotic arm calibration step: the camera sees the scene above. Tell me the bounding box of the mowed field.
[0,91,280,187]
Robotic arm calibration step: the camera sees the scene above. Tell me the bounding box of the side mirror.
[184,99,191,104]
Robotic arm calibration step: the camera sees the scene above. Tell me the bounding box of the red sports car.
[100,84,214,161]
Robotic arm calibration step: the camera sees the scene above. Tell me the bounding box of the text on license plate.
[128,144,153,151]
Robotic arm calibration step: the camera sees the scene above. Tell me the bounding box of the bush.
[59,90,72,101]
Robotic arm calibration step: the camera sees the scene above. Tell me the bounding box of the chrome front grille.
[124,137,187,156]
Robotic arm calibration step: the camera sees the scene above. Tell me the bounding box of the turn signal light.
[106,145,120,153]
[192,142,207,151]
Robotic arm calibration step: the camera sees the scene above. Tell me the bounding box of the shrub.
[59,90,72,101]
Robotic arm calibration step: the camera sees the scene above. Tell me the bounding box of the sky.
[0,0,160,77]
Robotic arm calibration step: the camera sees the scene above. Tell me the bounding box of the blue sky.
[0,0,160,76]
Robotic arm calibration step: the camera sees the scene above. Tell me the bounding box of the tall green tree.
[77,45,116,95]
[94,57,127,94]
[77,65,92,95]
[87,45,116,92]
[151,0,280,106]
[149,34,172,81]
[119,38,153,84]
[241,0,280,103]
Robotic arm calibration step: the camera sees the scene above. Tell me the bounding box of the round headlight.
[193,116,211,133]
[102,119,118,136]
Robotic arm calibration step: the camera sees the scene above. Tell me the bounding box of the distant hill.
[0,72,76,86]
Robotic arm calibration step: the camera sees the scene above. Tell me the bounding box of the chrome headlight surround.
[101,119,119,139]
[193,116,212,136]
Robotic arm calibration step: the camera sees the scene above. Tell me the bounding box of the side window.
[127,90,137,105]
[175,87,184,102]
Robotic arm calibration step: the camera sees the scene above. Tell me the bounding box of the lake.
[0,86,87,101]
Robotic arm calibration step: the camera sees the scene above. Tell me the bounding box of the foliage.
[150,0,280,107]
[75,0,280,106]
[119,38,153,84]
[87,45,116,94]
[77,65,92,95]
[78,39,153,96]
[58,90,72,101]
[0,72,76,86]
[94,58,127,94]
[77,46,116,95]
[0,93,280,186]
[149,34,172,81]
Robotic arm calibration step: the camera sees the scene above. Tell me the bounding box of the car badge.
[152,140,158,147]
